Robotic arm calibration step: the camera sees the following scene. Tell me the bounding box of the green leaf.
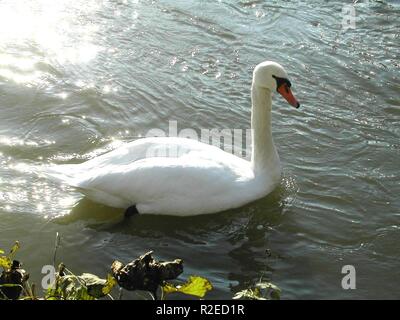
[162,276,213,299]
[0,242,20,270]
[45,272,114,300]
[232,291,245,300]
[58,275,76,299]
[77,273,116,298]
[233,282,281,300]
[0,256,11,270]
[256,282,281,292]
[102,274,117,296]
[79,273,107,298]
[8,241,20,259]
[233,288,266,300]
[256,282,281,300]
[0,283,22,288]
[75,286,95,300]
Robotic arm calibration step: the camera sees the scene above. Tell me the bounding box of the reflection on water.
[0,0,400,299]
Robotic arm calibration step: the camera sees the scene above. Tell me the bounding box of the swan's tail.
[39,164,129,208]
[39,164,83,187]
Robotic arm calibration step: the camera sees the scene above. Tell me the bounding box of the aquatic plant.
[233,282,281,300]
[1,237,280,300]
[0,239,212,300]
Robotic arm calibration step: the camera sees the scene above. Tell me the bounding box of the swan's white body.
[44,61,296,216]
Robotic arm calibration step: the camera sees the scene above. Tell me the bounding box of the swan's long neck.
[250,84,279,174]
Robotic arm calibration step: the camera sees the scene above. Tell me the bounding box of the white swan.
[44,61,299,216]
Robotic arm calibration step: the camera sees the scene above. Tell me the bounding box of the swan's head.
[253,61,300,108]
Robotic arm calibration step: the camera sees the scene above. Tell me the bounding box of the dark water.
[0,0,399,299]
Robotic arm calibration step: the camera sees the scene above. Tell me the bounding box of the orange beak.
[277,84,300,109]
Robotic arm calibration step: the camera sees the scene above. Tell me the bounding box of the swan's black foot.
[124,205,139,218]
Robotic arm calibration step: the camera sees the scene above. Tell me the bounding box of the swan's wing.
[79,137,208,168]
[42,137,218,185]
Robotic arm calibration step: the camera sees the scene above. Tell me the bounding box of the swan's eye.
[272,75,291,92]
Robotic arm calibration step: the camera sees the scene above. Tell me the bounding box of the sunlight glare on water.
[0,0,102,85]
